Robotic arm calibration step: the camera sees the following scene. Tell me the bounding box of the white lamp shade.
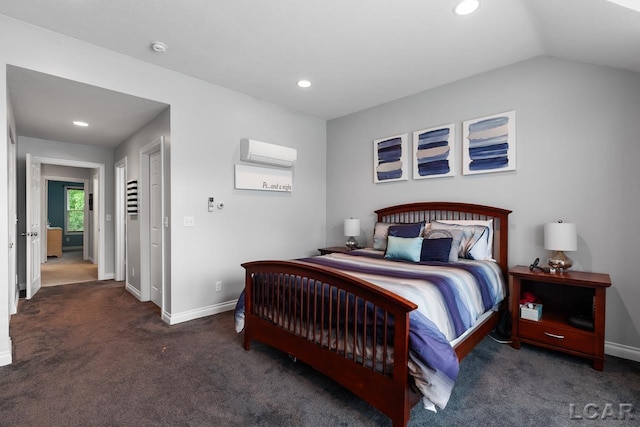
[344,218,360,237]
[544,222,577,251]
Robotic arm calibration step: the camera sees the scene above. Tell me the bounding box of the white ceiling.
[3,0,640,147]
[7,66,169,148]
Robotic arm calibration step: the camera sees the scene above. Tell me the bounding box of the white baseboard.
[125,282,142,300]
[166,300,237,325]
[605,341,640,363]
[0,341,13,366]
[101,272,114,280]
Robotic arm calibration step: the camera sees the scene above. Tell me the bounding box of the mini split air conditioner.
[240,138,297,168]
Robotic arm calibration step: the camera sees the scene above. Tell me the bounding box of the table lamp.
[544,220,577,272]
[344,218,360,250]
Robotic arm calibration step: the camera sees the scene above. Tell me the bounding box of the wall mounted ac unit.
[240,138,297,168]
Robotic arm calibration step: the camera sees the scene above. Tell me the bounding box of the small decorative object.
[373,134,408,183]
[462,110,516,175]
[544,220,577,272]
[126,179,138,215]
[520,303,543,321]
[344,218,360,250]
[412,124,455,179]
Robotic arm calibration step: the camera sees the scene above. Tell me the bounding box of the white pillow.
[432,219,493,260]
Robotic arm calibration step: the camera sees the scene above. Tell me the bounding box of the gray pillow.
[430,221,488,259]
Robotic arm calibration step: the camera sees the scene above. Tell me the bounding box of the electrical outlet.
[215,281,222,292]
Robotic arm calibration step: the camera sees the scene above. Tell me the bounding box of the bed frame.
[241,202,511,427]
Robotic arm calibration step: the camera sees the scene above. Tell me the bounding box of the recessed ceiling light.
[297,80,312,88]
[73,121,89,127]
[151,41,168,53]
[453,0,480,16]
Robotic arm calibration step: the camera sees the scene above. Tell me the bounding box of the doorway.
[40,175,97,287]
[25,156,106,299]
[139,137,165,309]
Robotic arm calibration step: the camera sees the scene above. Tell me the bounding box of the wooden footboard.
[242,260,421,427]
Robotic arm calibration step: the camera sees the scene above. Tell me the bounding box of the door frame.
[31,156,107,280]
[114,157,127,282]
[7,127,17,314]
[139,137,165,311]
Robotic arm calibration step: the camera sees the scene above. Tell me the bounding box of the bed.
[236,202,511,427]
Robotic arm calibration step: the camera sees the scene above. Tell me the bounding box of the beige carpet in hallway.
[41,249,98,287]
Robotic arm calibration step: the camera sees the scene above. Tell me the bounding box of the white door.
[25,153,42,299]
[149,150,162,307]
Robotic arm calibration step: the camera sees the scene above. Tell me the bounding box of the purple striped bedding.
[235,249,506,411]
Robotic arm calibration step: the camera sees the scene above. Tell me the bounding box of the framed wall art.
[373,133,408,183]
[412,124,455,179]
[462,111,516,175]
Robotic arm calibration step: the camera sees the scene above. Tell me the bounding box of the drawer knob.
[544,332,565,339]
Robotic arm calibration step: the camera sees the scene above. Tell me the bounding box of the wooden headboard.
[375,202,512,279]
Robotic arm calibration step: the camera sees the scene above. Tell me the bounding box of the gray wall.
[326,56,640,352]
[114,107,171,310]
[0,14,327,336]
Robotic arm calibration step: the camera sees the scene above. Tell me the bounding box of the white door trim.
[31,156,107,280]
[8,127,17,315]
[114,157,127,282]
[139,137,164,309]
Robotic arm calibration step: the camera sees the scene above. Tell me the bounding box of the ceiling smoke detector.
[150,41,168,53]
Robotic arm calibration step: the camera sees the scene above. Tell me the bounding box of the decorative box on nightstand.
[317,246,351,255]
[520,303,543,321]
[509,265,611,371]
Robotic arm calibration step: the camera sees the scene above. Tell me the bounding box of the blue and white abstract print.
[413,124,455,179]
[463,111,516,175]
[374,133,408,183]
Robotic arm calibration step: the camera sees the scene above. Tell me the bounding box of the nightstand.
[509,265,611,371]
[318,246,350,255]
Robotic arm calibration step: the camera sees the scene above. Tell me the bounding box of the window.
[65,187,85,233]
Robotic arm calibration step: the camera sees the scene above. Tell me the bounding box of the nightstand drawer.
[519,320,595,355]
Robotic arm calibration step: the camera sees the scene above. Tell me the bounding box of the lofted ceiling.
[2,0,640,147]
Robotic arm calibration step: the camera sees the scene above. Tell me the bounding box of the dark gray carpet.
[1,280,638,426]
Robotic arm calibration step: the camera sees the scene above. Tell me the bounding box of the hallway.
[41,249,98,287]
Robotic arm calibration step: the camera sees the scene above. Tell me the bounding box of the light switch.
[184,216,195,227]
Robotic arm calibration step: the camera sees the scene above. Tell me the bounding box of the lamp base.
[345,237,358,251]
[547,250,573,272]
